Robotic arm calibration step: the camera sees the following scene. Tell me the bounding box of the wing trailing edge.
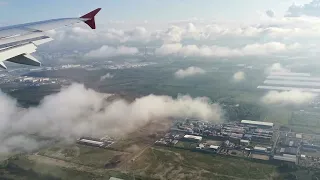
[7,54,41,67]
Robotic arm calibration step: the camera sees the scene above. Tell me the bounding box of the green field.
[263,107,293,125]
[38,145,124,168]
[0,153,147,180]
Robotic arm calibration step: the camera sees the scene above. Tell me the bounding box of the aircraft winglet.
[80,8,102,29]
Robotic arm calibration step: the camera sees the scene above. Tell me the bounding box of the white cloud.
[100,73,114,81]
[155,42,299,57]
[233,71,245,82]
[161,25,184,43]
[0,83,223,154]
[261,90,317,105]
[155,43,183,55]
[85,45,139,58]
[175,66,206,79]
[39,9,320,59]
[265,63,291,74]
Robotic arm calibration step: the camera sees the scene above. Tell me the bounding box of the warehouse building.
[273,154,297,164]
[77,138,105,147]
[302,144,320,151]
[240,139,250,146]
[280,147,298,155]
[253,146,267,153]
[241,120,274,129]
[209,145,220,150]
[183,135,203,142]
[251,135,272,143]
[109,177,124,180]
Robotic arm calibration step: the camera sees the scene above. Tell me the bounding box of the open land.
[2,59,320,179]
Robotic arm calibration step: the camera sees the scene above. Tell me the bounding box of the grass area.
[0,156,104,180]
[0,155,149,180]
[129,146,278,180]
[289,125,320,134]
[264,107,293,125]
[174,141,198,149]
[38,145,123,168]
[290,111,320,128]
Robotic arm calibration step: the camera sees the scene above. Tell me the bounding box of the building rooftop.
[273,155,296,163]
[209,145,220,150]
[184,135,202,140]
[109,177,124,180]
[241,120,274,127]
[254,146,267,151]
[78,139,104,146]
[240,139,250,143]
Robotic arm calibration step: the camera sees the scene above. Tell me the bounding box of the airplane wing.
[0,8,101,69]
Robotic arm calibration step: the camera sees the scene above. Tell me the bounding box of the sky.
[0,0,313,23]
[2,0,320,61]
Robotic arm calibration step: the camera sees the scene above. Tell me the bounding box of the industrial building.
[183,135,203,142]
[273,154,297,164]
[280,147,298,155]
[241,120,274,129]
[302,144,320,152]
[109,177,124,180]
[77,138,105,147]
[209,145,220,151]
[251,134,272,143]
[240,139,250,146]
[283,139,301,147]
[253,146,267,153]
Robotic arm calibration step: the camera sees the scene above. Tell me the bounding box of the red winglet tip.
[81,8,102,19]
[81,8,101,29]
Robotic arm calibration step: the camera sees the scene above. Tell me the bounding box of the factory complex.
[155,118,320,169]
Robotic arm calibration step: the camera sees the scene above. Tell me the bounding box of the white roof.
[240,139,250,143]
[79,139,104,146]
[184,135,202,140]
[109,178,124,180]
[273,155,296,163]
[254,146,267,151]
[241,120,274,127]
[296,133,302,138]
[209,145,220,149]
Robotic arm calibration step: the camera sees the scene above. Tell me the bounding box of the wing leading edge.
[0,8,101,69]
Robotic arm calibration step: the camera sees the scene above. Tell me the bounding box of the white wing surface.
[0,8,101,69]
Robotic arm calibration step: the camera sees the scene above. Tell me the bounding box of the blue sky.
[0,0,312,24]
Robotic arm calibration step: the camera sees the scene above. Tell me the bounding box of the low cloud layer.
[100,73,114,81]
[85,45,139,58]
[155,42,299,57]
[261,90,318,105]
[0,84,222,154]
[233,71,245,82]
[175,66,206,78]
